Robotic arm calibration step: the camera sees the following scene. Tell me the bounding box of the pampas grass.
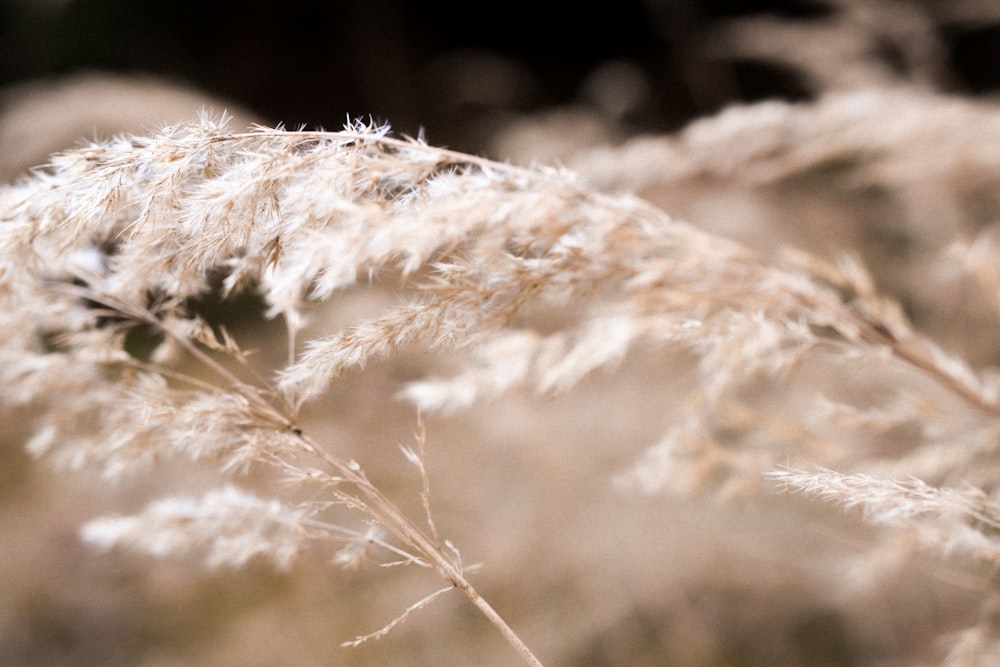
[5,87,1000,664]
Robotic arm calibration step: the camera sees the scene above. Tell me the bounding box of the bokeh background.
[5,0,1000,161]
[6,1,1000,666]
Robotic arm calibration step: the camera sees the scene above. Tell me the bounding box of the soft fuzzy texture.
[6,89,1000,664]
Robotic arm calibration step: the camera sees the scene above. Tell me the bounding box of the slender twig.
[82,288,546,666]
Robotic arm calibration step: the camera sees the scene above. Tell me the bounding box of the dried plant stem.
[833,299,1000,415]
[299,431,544,666]
[455,580,545,667]
[87,285,546,666]
[341,585,455,647]
[880,334,1000,417]
[70,284,296,426]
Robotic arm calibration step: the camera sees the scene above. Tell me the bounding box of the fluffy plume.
[6,93,1000,664]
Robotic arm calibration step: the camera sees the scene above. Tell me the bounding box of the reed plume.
[5,95,1000,663]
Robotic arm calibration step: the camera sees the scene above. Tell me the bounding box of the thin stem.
[89,289,546,665]
[454,579,545,667]
[341,585,455,647]
[848,310,1000,417]
[298,433,544,666]
[79,287,296,429]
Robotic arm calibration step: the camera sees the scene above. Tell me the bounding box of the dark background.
[3,0,1000,151]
